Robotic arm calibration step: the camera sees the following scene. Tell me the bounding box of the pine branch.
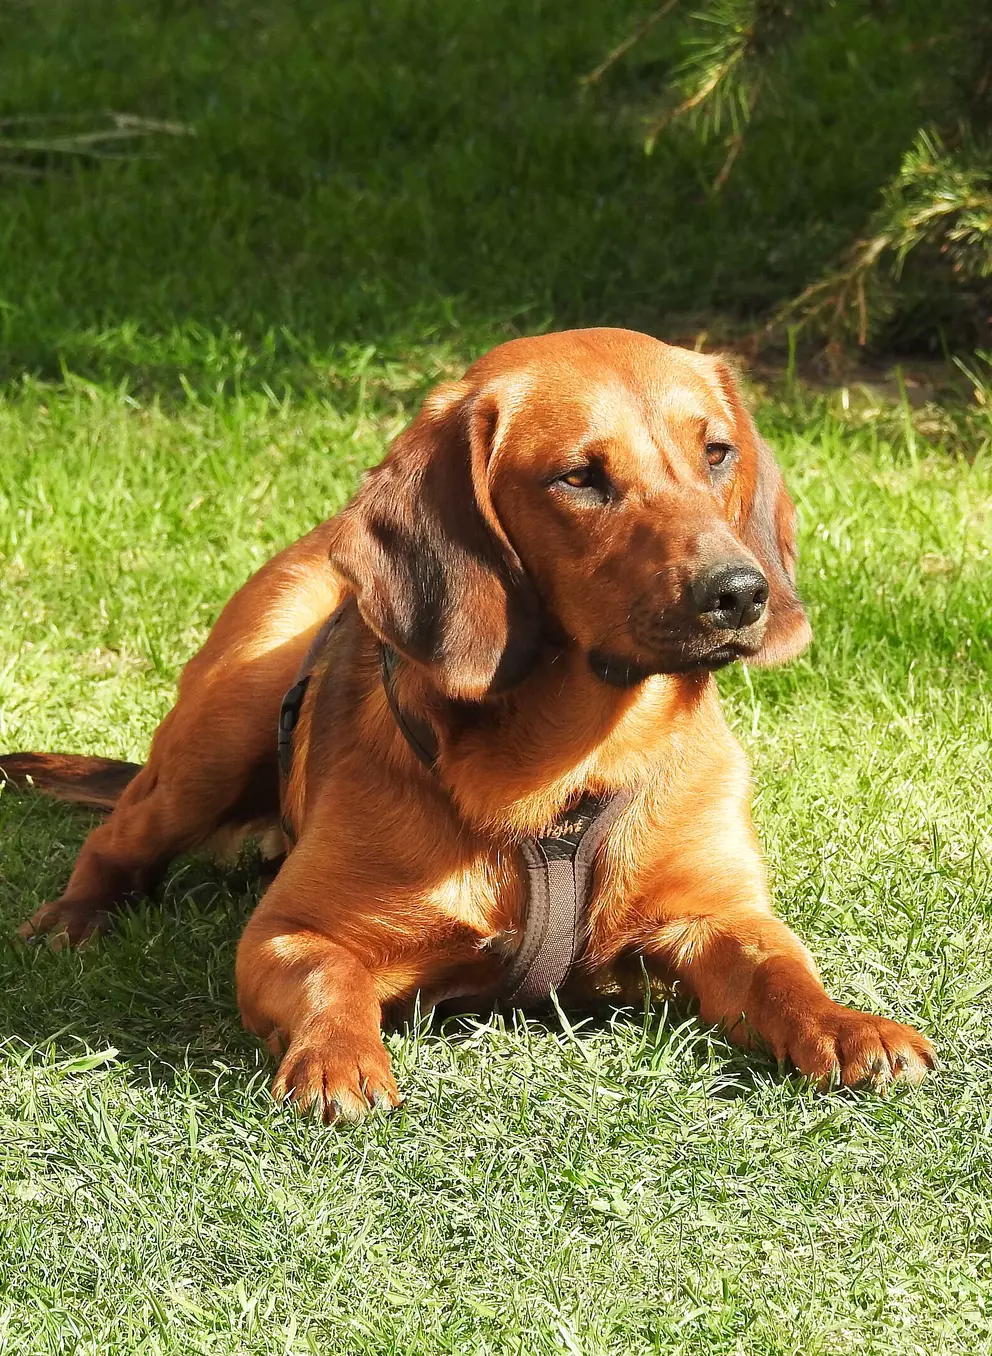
[581,0,681,87]
[773,131,992,347]
[642,0,811,175]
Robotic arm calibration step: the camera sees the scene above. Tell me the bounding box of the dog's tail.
[0,752,142,813]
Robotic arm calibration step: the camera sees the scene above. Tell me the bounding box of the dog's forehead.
[470,328,730,403]
[485,342,734,462]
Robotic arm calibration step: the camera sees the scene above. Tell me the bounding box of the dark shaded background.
[0,0,956,395]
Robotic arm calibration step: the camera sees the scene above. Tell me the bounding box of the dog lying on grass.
[1,328,934,1120]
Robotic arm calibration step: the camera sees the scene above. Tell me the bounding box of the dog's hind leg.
[17,701,281,946]
[15,632,313,946]
[14,522,344,946]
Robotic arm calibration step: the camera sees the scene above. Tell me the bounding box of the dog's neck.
[388,640,711,837]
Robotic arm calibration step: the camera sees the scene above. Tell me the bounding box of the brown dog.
[2,329,934,1119]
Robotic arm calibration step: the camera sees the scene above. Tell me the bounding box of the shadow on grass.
[0,792,260,1085]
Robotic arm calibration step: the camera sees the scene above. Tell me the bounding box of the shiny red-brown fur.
[14,329,933,1119]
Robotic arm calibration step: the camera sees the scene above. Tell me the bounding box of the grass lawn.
[2,3,992,1353]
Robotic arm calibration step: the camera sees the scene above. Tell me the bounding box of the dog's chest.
[419,789,632,1007]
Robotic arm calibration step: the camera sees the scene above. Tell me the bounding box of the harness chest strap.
[277,619,634,1008]
[501,786,632,1008]
[277,605,349,785]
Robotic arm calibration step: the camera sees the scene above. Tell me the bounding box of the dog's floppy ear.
[328,379,541,701]
[721,369,812,667]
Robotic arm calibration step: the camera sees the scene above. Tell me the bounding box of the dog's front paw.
[271,1028,403,1124]
[774,1001,935,1090]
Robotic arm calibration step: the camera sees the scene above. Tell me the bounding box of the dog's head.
[329,328,811,699]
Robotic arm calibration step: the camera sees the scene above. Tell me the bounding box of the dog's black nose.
[691,563,769,630]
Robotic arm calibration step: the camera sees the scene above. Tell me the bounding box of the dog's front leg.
[236,858,403,1123]
[637,900,934,1089]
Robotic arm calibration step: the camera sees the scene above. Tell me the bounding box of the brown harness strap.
[276,603,350,839]
[501,787,633,1008]
[378,644,441,768]
[277,623,633,1009]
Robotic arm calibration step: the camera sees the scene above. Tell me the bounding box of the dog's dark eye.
[551,463,612,503]
[705,442,735,469]
[560,466,596,489]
